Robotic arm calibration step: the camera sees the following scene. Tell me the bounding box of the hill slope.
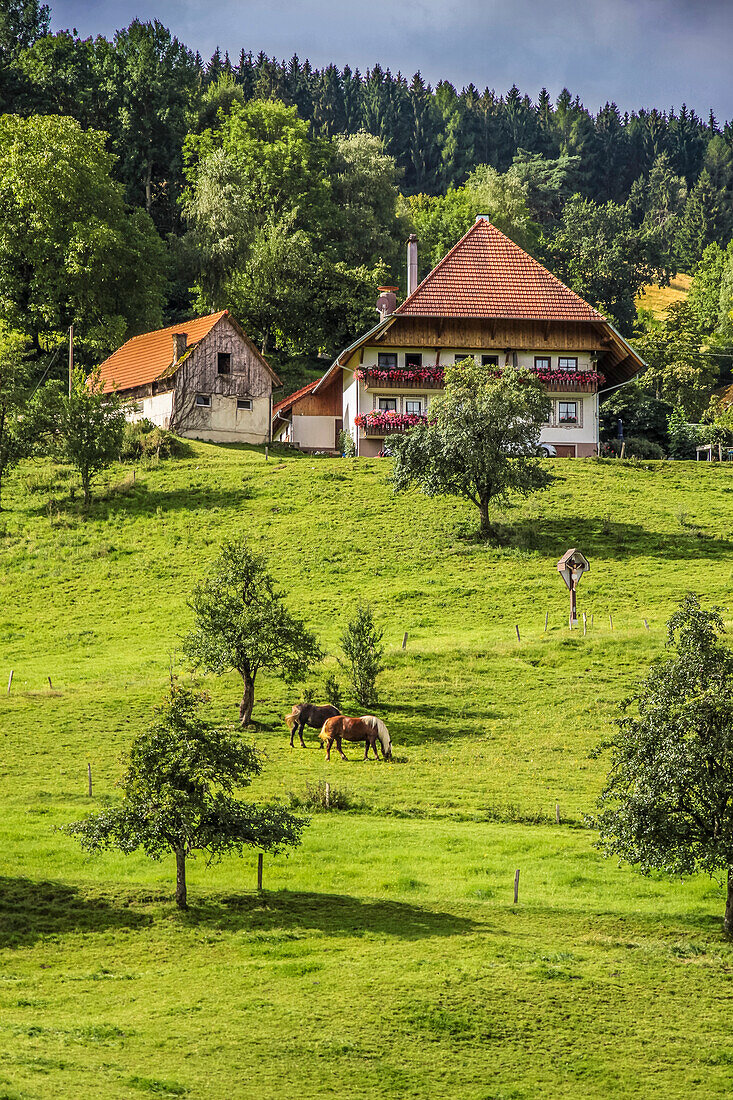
[1,448,733,1099]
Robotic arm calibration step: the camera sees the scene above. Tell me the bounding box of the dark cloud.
[51,0,732,118]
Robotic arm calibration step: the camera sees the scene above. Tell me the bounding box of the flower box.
[354,410,428,435]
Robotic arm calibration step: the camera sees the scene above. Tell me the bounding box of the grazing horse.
[319,715,392,761]
[285,702,341,747]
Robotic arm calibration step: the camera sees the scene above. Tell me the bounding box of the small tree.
[390,361,553,538]
[55,366,125,506]
[184,539,322,726]
[593,595,733,933]
[63,683,306,908]
[339,603,384,709]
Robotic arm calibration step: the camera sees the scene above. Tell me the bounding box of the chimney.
[376,285,398,320]
[172,332,187,364]
[407,234,418,297]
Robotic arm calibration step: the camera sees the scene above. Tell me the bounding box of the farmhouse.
[273,218,644,456]
[98,311,280,445]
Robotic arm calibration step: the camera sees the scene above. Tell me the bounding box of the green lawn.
[1,446,733,1098]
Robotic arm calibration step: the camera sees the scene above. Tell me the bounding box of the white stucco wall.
[185,394,271,444]
[292,414,338,450]
[124,391,174,428]
[353,345,600,455]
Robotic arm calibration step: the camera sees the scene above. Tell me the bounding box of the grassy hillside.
[2,447,733,1099]
[636,273,692,319]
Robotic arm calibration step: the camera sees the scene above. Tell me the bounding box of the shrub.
[338,603,385,708]
[601,436,665,459]
[121,419,188,461]
[338,429,356,457]
[288,780,363,812]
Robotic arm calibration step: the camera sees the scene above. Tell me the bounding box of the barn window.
[237,398,253,411]
[482,355,499,366]
[195,394,211,407]
[377,353,397,369]
[558,402,577,424]
[405,352,422,368]
[534,356,551,370]
[378,397,397,412]
[558,357,578,371]
[217,352,231,374]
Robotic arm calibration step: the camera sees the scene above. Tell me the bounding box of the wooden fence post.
[556,801,560,825]
[515,625,521,643]
[544,611,548,633]
[325,782,330,809]
[265,446,269,462]
[609,614,613,630]
[643,619,649,630]
[87,763,92,797]
[257,853,263,892]
[402,632,408,650]
[582,612,587,636]
[47,676,53,691]
[6,670,13,694]
[513,869,520,905]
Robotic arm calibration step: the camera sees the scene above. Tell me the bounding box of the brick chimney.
[407,234,418,297]
[172,332,187,364]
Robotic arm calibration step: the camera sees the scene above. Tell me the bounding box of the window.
[405,352,423,368]
[195,394,211,408]
[217,352,231,374]
[405,400,422,415]
[377,353,397,369]
[237,398,253,411]
[534,356,551,370]
[454,353,473,364]
[482,355,499,367]
[378,397,397,412]
[558,401,577,424]
[558,357,578,371]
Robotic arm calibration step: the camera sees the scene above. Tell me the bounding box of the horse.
[285,702,341,747]
[319,715,392,761]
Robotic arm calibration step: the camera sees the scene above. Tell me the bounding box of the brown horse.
[285,702,341,747]
[319,715,392,761]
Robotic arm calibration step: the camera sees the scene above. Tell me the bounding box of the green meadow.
[2,446,733,1099]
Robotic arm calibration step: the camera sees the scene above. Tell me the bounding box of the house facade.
[273,219,644,457]
[98,311,280,445]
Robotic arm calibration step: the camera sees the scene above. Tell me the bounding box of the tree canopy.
[390,360,553,538]
[593,595,733,933]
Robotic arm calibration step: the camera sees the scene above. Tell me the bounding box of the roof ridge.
[396,219,484,314]
[118,310,229,349]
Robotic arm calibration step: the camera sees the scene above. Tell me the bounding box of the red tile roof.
[97,311,228,393]
[395,219,604,322]
[273,379,320,416]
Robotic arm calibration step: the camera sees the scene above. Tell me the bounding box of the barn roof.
[394,218,605,321]
[273,379,320,416]
[97,311,280,393]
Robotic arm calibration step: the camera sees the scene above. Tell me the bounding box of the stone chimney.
[407,234,418,297]
[376,285,398,320]
[172,332,187,364]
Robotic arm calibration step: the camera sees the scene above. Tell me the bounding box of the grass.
[2,445,733,1097]
[636,274,692,319]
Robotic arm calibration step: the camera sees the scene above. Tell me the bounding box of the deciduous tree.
[390,361,553,538]
[52,367,126,507]
[64,683,306,908]
[184,539,322,726]
[593,595,733,934]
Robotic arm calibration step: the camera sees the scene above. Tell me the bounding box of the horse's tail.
[319,717,335,742]
[362,716,392,759]
[285,714,296,731]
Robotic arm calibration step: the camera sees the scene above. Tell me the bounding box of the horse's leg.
[289,722,295,748]
[372,735,381,760]
[298,720,306,747]
[336,736,347,760]
[324,737,331,762]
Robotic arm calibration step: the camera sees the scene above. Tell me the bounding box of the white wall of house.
[292,414,338,450]
[185,393,271,444]
[124,390,174,428]
[351,345,600,456]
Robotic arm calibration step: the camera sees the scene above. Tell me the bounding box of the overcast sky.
[51,0,732,120]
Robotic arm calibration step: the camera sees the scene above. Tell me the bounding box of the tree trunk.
[239,673,255,726]
[175,848,187,909]
[81,472,91,508]
[725,866,733,935]
[478,498,491,538]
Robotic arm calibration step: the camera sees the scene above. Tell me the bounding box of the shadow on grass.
[186,889,483,940]
[0,877,152,949]
[487,514,733,562]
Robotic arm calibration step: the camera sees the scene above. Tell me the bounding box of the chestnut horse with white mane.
[319,715,392,761]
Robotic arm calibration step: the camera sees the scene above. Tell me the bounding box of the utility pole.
[68,325,74,396]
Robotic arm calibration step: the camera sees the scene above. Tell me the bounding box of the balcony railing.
[354,411,428,436]
[356,365,605,392]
